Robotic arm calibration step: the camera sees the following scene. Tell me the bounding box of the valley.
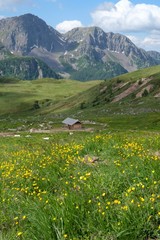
[0,13,160,240]
[0,65,159,132]
[0,66,160,240]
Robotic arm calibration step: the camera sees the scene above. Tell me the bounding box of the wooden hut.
[62,117,82,130]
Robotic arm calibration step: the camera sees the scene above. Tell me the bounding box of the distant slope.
[82,65,160,105]
[0,66,160,132]
[0,65,159,117]
[46,65,160,115]
[0,57,60,80]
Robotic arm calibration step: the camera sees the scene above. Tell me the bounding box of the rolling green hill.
[42,65,160,114]
[79,64,160,108]
[0,65,159,131]
[0,78,100,116]
[38,65,160,131]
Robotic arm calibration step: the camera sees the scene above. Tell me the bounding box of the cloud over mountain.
[128,31,160,51]
[91,0,160,33]
[56,20,83,33]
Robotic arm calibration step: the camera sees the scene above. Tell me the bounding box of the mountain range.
[0,13,160,80]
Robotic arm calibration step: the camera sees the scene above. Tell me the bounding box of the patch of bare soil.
[112,77,152,103]
[0,128,94,137]
[154,92,160,98]
[0,132,15,137]
[29,127,94,133]
[154,151,160,159]
[136,84,154,98]
[100,86,107,94]
[112,82,139,103]
[113,82,129,91]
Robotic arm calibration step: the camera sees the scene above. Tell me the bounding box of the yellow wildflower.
[17,232,23,237]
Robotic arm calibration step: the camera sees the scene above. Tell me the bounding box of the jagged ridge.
[0,14,160,80]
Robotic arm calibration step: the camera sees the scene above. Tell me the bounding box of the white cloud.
[128,32,160,51]
[56,20,83,33]
[91,0,160,33]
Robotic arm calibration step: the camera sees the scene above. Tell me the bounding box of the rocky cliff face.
[60,27,159,79]
[63,27,158,73]
[147,51,160,62]
[0,42,13,60]
[0,14,159,80]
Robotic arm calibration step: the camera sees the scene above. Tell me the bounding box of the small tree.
[80,101,86,109]
[142,89,149,97]
[33,100,40,109]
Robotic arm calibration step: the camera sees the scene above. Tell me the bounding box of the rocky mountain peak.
[0,13,66,55]
[0,13,159,81]
[65,26,106,47]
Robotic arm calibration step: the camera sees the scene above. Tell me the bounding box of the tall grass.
[1,131,160,239]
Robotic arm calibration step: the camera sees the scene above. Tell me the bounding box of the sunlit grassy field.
[0,78,100,115]
[1,131,160,240]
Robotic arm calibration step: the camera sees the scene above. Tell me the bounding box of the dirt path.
[0,128,94,137]
[0,132,15,137]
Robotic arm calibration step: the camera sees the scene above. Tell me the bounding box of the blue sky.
[0,0,160,51]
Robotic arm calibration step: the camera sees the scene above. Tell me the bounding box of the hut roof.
[62,117,81,126]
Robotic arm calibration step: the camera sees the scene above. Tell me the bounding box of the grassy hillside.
[0,65,160,131]
[74,65,160,108]
[83,67,159,104]
[0,65,159,116]
[37,65,160,131]
[34,65,160,114]
[0,78,100,115]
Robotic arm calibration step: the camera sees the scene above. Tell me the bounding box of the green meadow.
[0,78,100,115]
[0,67,160,239]
[0,131,160,240]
